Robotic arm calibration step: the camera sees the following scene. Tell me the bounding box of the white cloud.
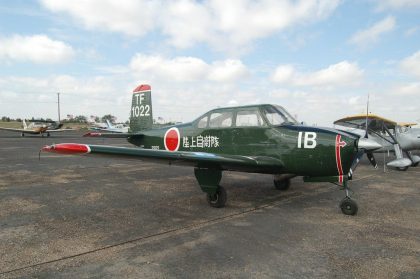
[207,59,249,82]
[40,0,341,52]
[390,82,420,96]
[129,54,248,82]
[40,0,160,37]
[0,74,127,120]
[349,16,396,48]
[400,50,420,78]
[0,34,74,63]
[271,61,364,87]
[404,26,419,37]
[375,0,420,10]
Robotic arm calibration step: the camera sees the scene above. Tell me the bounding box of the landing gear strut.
[274,178,290,191]
[339,180,358,215]
[194,168,226,208]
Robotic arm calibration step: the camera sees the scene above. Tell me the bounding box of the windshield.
[263,105,298,125]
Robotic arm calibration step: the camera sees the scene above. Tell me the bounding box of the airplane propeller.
[349,139,381,180]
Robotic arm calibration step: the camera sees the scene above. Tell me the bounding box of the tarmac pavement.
[0,130,419,278]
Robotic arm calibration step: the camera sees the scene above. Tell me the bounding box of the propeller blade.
[367,152,378,169]
[348,150,365,180]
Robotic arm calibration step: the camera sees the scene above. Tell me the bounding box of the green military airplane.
[42,85,380,215]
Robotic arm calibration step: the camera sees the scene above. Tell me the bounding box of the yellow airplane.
[334,114,420,170]
[0,119,73,137]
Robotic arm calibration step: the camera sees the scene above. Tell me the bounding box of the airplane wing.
[334,114,397,131]
[45,128,74,133]
[0,127,39,134]
[398,122,417,128]
[83,132,135,138]
[41,143,284,173]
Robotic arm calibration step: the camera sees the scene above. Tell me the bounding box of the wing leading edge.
[41,143,283,174]
[334,114,397,131]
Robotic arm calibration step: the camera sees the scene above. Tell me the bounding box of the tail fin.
[106,119,114,128]
[129,84,153,132]
[23,119,28,129]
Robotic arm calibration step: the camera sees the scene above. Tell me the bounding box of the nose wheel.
[340,197,358,215]
[340,180,358,215]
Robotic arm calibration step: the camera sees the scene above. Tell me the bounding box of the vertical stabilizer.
[23,119,28,130]
[106,119,113,128]
[129,84,153,132]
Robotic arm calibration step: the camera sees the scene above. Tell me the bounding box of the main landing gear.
[206,186,227,208]
[194,168,227,208]
[273,174,294,191]
[339,180,358,215]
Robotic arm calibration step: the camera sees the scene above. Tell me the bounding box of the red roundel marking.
[164,128,180,152]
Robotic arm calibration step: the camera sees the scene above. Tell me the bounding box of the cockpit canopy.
[194,104,298,128]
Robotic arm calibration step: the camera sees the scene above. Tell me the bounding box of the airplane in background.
[334,114,420,170]
[42,85,381,215]
[102,120,129,133]
[88,120,128,133]
[88,121,108,131]
[0,119,73,137]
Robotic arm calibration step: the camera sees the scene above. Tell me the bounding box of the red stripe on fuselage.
[335,135,344,183]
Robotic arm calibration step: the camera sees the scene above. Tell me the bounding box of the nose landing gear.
[340,181,358,215]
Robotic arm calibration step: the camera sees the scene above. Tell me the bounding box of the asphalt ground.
[0,130,419,278]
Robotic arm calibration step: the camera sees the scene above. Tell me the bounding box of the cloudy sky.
[0,0,419,125]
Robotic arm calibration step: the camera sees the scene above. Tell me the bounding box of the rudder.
[130,84,153,132]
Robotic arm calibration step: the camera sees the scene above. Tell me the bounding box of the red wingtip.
[42,143,91,154]
[133,84,151,93]
[83,132,102,137]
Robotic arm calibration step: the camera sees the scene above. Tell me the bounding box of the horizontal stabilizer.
[387,158,412,168]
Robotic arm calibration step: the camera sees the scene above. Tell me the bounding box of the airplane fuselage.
[128,122,358,177]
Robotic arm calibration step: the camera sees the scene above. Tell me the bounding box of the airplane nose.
[358,137,382,151]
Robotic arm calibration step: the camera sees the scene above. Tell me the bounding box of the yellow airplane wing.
[398,122,417,127]
[334,114,397,131]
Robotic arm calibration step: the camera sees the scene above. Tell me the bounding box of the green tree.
[101,114,116,123]
[74,115,87,123]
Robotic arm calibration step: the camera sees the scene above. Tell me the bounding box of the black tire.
[207,186,227,208]
[412,162,419,167]
[47,133,50,137]
[21,133,25,137]
[340,197,358,216]
[274,179,290,191]
[397,166,408,171]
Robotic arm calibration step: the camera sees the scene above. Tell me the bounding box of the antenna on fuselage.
[365,93,369,138]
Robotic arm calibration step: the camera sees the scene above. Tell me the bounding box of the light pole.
[57,92,61,122]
